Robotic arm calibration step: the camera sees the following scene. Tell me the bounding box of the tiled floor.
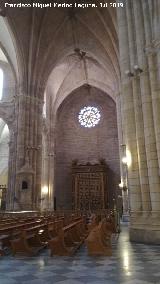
[0,224,160,284]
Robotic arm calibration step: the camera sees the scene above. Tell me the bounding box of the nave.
[0,224,160,284]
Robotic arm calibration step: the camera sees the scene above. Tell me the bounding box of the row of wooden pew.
[0,212,118,257]
[49,219,88,256]
[0,215,87,257]
[85,214,117,256]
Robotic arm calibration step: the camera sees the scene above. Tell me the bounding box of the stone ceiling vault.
[0,0,120,100]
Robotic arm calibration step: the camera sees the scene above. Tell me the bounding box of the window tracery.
[78,106,101,128]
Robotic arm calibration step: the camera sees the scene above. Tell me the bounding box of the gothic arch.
[54,85,120,209]
[0,17,19,82]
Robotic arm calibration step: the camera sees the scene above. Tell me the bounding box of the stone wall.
[55,86,120,209]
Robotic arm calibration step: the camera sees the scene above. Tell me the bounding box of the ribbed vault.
[0,0,120,98]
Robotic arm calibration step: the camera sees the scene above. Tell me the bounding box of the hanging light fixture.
[69,8,90,88]
[69,9,101,128]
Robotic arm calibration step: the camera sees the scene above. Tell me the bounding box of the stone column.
[117,2,142,214]
[48,109,56,210]
[152,1,160,86]
[14,90,44,210]
[142,0,160,173]
[154,40,160,84]
[126,0,151,215]
[35,98,43,208]
[6,127,16,210]
[0,101,17,210]
[127,0,160,244]
[47,156,55,209]
[133,0,160,214]
[41,108,55,210]
[116,94,129,214]
[41,130,49,209]
[131,76,151,214]
[41,128,54,210]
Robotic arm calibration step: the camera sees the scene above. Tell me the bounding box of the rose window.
[78,106,101,128]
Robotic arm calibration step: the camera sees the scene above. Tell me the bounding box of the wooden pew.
[0,220,43,254]
[9,218,65,256]
[0,214,87,257]
[10,223,47,256]
[47,219,62,238]
[85,218,112,256]
[0,235,9,256]
[48,219,86,256]
[87,214,98,232]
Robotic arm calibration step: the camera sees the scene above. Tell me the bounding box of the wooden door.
[72,163,107,211]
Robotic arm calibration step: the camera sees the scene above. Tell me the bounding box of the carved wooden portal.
[72,163,108,210]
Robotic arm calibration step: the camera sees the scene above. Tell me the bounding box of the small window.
[78,106,101,128]
[0,69,3,100]
[22,181,28,190]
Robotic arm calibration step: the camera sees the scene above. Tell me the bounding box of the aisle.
[0,224,160,284]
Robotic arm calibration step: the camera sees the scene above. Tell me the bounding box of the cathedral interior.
[0,0,160,283]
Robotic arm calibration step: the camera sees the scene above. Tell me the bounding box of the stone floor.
[0,224,160,284]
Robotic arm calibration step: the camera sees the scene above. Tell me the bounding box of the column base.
[130,227,160,244]
[12,202,38,211]
[130,211,160,244]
